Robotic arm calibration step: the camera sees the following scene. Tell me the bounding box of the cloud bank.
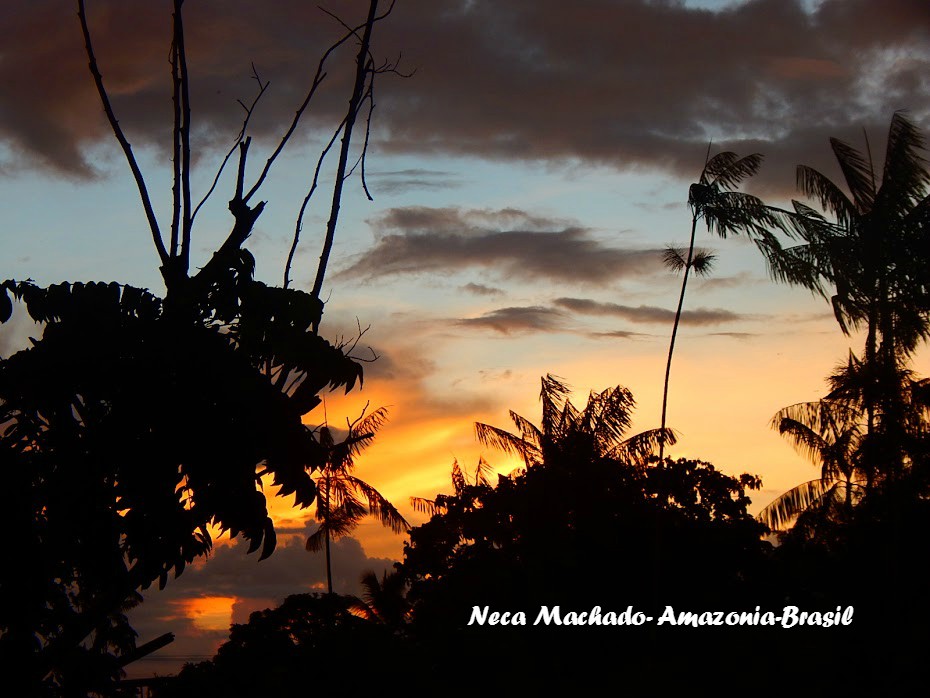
[2,1,926,187]
[339,206,664,283]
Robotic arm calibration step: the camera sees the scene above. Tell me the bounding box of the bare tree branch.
[310,0,380,309]
[175,0,193,274]
[241,11,377,204]
[191,64,269,226]
[170,25,182,259]
[284,115,346,289]
[77,0,169,271]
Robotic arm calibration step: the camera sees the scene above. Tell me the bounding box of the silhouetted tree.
[306,405,409,593]
[409,457,495,517]
[398,377,769,690]
[347,568,411,630]
[758,396,865,532]
[659,149,766,460]
[758,112,930,479]
[0,0,399,692]
[476,374,674,469]
[405,376,765,612]
[167,593,405,698]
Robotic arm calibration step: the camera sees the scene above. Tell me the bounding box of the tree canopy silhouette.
[757,112,930,532]
[0,0,399,693]
[759,112,930,482]
[405,376,766,617]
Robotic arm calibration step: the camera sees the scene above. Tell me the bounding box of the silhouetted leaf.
[0,288,12,324]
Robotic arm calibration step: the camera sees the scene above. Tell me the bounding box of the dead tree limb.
[310,0,380,309]
[77,0,169,271]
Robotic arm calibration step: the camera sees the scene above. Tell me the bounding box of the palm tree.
[306,405,409,593]
[409,457,494,517]
[758,397,866,532]
[347,569,411,629]
[659,148,767,460]
[759,112,930,478]
[476,374,674,469]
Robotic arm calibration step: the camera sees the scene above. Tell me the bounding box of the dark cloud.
[707,331,759,339]
[366,168,462,195]
[5,1,924,186]
[126,528,395,675]
[455,306,567,334]
[461,282,504,297]
[161,532,393,599]
[589,329,652,340]
[555,297,745,325]
[694,271,760,291]
[339,207,663,283]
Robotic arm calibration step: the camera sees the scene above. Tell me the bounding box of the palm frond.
[699,151,740,185]
[877,111,930,216]
[451,459,466,496]
[343,406,389,458]
[690,249,716,277]
[474,456,494,487]
[753,232,826,295]
[773,416,830,468]
[796,165,857,227]
[610,427,676,466]
[704,152,764,190]
[348,476,410,533]
[829,137,876,213]
[409,495,443,516]
[702,191,772,239]
[757,479,837,532]
[475,421,540,465]
[306,507,361,549]
[554,398,582,444]
[662,247,687,273]
[540,374,571,436]
[508,410,542,447]
[582,386,635,450]
[305,527,327,552]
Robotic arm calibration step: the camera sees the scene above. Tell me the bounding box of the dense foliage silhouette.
[0,0,395,693]
[758,112,930,530]
[166,370,930,693]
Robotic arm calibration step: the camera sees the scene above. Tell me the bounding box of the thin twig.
[284,115,346,289]
[358,88,375,201]
[191,64,269,225]
[242,13,376,204]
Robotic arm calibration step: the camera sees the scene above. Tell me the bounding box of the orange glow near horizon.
[169,596,237,632]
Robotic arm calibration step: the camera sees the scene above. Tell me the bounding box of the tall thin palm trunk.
[324,472,333,594]
[658,148,761,462]
[659,217,698,461]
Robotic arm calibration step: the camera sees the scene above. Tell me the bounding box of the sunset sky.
[1,0,928,674]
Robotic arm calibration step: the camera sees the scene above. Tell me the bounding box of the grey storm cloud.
[338,206,664,283]
[455,305,567,334]
[555,297,744,325]
[2,1,926,187]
